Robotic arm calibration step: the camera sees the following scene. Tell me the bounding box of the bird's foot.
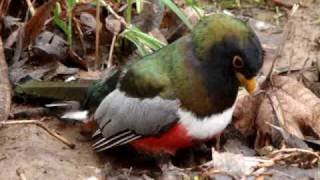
[214,133,222,151]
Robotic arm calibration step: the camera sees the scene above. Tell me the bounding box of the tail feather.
[61,110,89,121]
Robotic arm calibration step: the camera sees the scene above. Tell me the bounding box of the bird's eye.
[232,56,244,69]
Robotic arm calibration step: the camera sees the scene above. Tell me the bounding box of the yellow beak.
[235,72,257,94]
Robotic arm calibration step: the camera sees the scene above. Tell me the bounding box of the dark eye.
[232,56,244,69]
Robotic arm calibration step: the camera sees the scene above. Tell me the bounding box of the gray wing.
[92,89,179,152]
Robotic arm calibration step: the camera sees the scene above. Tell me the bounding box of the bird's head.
[191,14,264,94]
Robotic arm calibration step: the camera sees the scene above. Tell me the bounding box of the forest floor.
[0,0,320,179]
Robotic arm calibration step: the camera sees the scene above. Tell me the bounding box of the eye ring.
[232,56,244,69]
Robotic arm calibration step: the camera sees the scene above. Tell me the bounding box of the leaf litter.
[0,0,320,179]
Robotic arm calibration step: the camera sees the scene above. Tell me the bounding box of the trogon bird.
[89,14,264,155]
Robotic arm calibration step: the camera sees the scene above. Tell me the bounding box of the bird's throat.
[177,63,238,118]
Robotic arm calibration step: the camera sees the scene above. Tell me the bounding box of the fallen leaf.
[33,31,68,59]
[234,75,320,149]
[233,90,261,136]
[202,150,270,177]
[80,12,96,34]
[23,0,58,48]
[105,15,121,35]
[272,76,320,136]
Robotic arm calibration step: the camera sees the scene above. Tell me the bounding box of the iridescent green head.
[192,14,264,94]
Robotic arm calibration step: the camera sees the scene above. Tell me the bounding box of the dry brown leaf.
[0,0,11,18]
[105,16,121,35]
[234,75,320,149]
[302,76,320,98]
[22,0,58,48]
[255,96,274,148]
[272,76,320,136]
[273,3,320,75]
[233,90,261,136]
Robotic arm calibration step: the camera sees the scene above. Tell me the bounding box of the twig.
[255,147,319,170]
[0,36,11,121]
[0,120,75,149]
[95,0,101,70]
[73,17,86,55]
[269,148,320,159]
[25,0,35,16]
[107,35,117,69]
[100,0,128,27]
[265,2,302,83]
[265,7,298,88]
[16,168,27,180]
[266,20,293,83]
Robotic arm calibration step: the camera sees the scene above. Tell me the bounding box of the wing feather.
[93,89,179,151]
[92,130,132,150]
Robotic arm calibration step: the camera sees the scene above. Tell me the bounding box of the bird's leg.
[80,117,97,136]
[214,133,222,151]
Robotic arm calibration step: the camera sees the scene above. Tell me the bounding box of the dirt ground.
[0,118,104,180]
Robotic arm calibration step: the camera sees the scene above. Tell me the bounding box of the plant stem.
[95,0,101,70]
[67,5,73,46]
[126,0,133,24]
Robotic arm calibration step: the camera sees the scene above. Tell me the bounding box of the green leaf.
[53,3,68,35]
[127,26,166,50]
[121,29,151,56]
[121,25,167,56]
[67,0,77,8]
[184,0,197,6]
[160,0,193,30]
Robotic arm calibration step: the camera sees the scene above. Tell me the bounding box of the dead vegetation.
[0,0,320,179]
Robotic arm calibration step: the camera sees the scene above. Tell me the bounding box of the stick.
[107,35,117,69]
[0,120,75,149]
[100,0,128,27]
[25,0,35,16]
[269,148,320,159]
[95,0,101,70]
[266,6,297,84]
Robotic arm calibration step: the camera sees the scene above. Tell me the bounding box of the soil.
[0,118,104,180]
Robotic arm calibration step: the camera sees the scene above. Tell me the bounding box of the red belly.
[130,123,193,155]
